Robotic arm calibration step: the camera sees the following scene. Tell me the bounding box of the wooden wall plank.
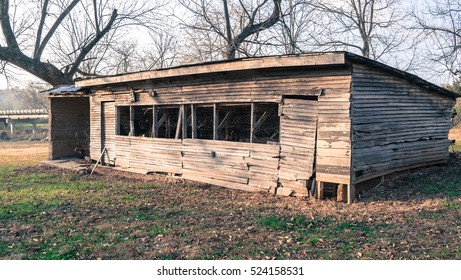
[351,63,455,184]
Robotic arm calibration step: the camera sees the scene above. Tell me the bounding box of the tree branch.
[229,0,282,58]
[68,8,118,76]
[34,0,80,60]
[33,0,49,59]
[0,0,20,50]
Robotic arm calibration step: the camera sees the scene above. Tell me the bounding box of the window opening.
[156,106,180,138]
[117,102,280,143]
[118,106,130,136]
[195,105,214,140]
[253,103,280,144]
[217,104,251,142]
[133,106,153,137]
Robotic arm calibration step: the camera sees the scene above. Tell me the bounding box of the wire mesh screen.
[157,106,180,138]
[253,103,280,144]
[118,106,130,136]
[196,106,214,140]
[217,104,251,142]
[133,106,153,137]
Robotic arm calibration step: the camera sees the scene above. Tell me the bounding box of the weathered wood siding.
[89,95,102,160]
[49,97,90,159]
[315,77,352,186]
[279,97,318,194]
[89,67,352,195]
[101,102,116,164]
[91,68,351,105]
[351,64,455,183]
[112,137,279,192]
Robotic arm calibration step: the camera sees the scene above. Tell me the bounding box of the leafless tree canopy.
[12,82,49,110]
[0,0,164,86]
[306,0,408,61]
[411,0,461,77]
[178,0,283,61]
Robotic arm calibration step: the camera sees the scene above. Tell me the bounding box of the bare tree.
[307,0,407,60]
[274,0,315,54]
[0,0,164,86]
[411,0,461,78]
[178,0,283,60]
[140,31,179,70]
[12,82,49,110]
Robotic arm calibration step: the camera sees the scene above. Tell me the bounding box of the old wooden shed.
[50,52,457,202]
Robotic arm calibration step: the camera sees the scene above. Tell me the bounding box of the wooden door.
[101,101,116,165]
[278,97,318,194]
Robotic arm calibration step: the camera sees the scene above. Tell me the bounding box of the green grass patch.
[396,173,461,198]
[444,199,461,209]
[257,214,319,231]
[335,222,373,236]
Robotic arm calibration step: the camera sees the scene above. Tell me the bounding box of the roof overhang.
[75,52,346,87]
[47,85,90,97]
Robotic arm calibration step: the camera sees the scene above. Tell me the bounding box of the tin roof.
[48,85,89,96]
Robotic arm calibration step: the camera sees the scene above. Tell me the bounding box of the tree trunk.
[0,46,73,86]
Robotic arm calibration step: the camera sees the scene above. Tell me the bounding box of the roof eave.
[75,52,347,87]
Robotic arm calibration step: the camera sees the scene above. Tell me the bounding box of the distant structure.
[0,109,48,134]
[48,52,457,203]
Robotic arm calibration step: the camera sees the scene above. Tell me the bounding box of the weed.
[444,200,461,209]
[257,214,316,232]
[307,235,320,245]
[147,226,166,236]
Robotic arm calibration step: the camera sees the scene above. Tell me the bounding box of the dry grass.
[449,126,461,151]
[0,141,48,167]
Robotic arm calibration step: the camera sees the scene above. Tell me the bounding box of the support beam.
[250,103,255,143]
[317,181,324,200]
[129,106,135,136]
[253,111,269,134]
[217,111,232,131]
[347,184,355,204]
[213,104,218,140]
[175,106,183,139]
[191,104,197,139]
[182,105,187,139]
[152,105,158,137]
[337,184,348,203]
[9,122,15,135]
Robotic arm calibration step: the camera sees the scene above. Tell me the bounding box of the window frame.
[115,102,280,144]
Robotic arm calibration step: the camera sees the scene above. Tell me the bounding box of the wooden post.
[250,103,255,143]
[213,103,218,140]
[337,184,348,203]
[152,105,158,137]
[347,184,355,204]
[191,104,197,139]
[129,106,135,136]
[182,105,187,139]
[175,106,183,139]
[317,181,324,200]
